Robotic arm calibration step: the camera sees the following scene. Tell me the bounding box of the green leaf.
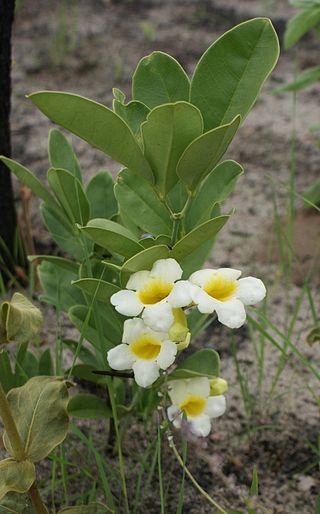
[0,351,15,392]
[113,87,126,103]
[68,304,122,348]
[62,340,99,368]
[284,6,320,48]
[250,465,259,496]
[142,102,203,195]
[170,349,220,379]
[274,65,320,93]
[38,349,53,376]
[132,51,190,109]
[171,215,229,260]
[48,168,90,225]
[3,377,70,463]
[114,168,172,236]
[0,293,43,345]
[58,503,109,514]
[41,203,87,260]
[68,393,111,419]
[185,160,243,230]
[69,364,106,384]
[0,157,61,215]
[29,91,153,182]
[80,218,144,258]
[0,492,33,513]
[177,116,241,191]
[28,255,78,274]
[190,18,279,130]
[86,171,118,220]
[48,128,82,182]
[38,261,84,312]
[304,177,320,206]
[113,99,150,141]
[72,278,120,302]
[0,459,35,500]
[120,245,170,286]
[139,234,171,249]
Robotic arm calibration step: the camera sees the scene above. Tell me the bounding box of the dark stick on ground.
[0,0,17,278]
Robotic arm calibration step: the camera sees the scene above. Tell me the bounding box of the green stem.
[107,378,130,514]
[170,217,181,247]
[29,482,48,514]
[0,383,25,461]
[169,438,228,514]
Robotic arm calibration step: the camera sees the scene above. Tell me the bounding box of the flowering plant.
[0,17,279,512]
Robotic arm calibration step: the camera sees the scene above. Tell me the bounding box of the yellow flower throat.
[204,274,237,302]
[138,279,173,305]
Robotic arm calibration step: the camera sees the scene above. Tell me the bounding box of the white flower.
[189,268,266,329]
[107,318,178,387]
[110,258,192,331]
[167,377,226,437]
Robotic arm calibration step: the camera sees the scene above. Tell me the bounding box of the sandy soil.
[5,0,320,512]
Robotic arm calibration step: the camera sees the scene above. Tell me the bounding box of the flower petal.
[157,340,177,370]
[110,290,143,317]
[167,281,192,308]
[151,258,182,283]
[167,405,182,428]
[189,415,211,437]
[190,285,216,314]
[186,377,210,398]
[122,318,146,344]
[168,379,189,406]
[107,344,135,370]
[189,269,215,287]
[126,271,150,291]
[205,395,226,419]
[217,268,242,280]
[142,302,174,332]
[214,298,246,328]
[236,277,266,305]
[132,360,160,387]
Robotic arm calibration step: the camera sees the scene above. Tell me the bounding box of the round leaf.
[170,349,220,379]
[0,459,35,500]
[0,293,43,345]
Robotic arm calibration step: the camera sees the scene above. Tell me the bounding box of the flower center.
[138,279,173,305]
[130,335,161,360]
[179,394,206,417]
[204,274,237,302]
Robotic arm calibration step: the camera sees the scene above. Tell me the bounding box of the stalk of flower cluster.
[0,383,47,514]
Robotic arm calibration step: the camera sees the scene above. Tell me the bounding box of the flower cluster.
[107,258,266,436]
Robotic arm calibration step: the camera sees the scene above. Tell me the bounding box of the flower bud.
[169,308,189,343]
[209,377,228,396]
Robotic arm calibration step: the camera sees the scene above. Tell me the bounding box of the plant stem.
[0,383,25,461]
[29,482,48,514]
[169,438,229,514]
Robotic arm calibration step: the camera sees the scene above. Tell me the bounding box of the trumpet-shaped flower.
[107,318,178,387]
[189,268,266,329]
[110,258,192,331]
[167,377,226,437]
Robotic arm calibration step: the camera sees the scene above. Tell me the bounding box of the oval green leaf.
[86,171,118,220]
[48,168,90,225]
[132,51,190,109]
[142,102,203,195]
[177,116,241,191]
[0,293,43,345]
[190,18,279,130]
[28,91,153,182]
[68,393,111,419]
[80,218,144,258]
[120,245,170,286]
[48,128,82,182]
[0,459,35,500]
[170,349,220,379]
[114,168,172,236]
[3,377,70,463]
[72,278,120,302]
[171,215,230,261]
